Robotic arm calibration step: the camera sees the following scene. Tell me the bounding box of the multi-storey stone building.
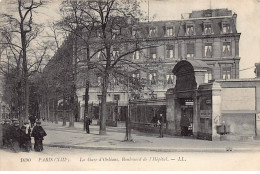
[75,8,240,121]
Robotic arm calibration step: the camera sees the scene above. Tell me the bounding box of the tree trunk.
[84,45,90,131]
[69,95,74,127]
[21,30,29,122]
[54,98,58,124]
[62,94,66,126]
[84,80,89,131]
[47,98,50,122]
[99,71,109,135]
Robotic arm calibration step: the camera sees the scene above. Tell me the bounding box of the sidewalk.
[41,121,260,152]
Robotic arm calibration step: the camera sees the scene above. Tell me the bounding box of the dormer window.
[186,24,195,36]
[165,27,174,37]
[222,23,231,34]
[204,23,213,35]
[149,27,157,37]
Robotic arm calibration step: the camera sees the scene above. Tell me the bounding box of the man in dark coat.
[85,116,91,134]
[2,119,11,148]
[9,120,21,152]
[29,115,36,127]
[19,122,31,152]
[31,120,47,152]
[180,114,190,136]
[159,114,164,138]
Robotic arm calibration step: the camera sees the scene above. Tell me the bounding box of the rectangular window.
[187,43,195,58]
[97,51,104,60]
[166,27,173,37]
[112,49,119,59]
[204,43,212,57]
[150,47,157,59]
[112,29,120,39]
[133,51,140,60]
[114,94,120,101]
[149,93,157,99]
[149,72,157,85]
[113,77,119,86]
[222,42,231,56]
[97,95,102,101]
[204,71,212,83]
[166,45,174,58]
[186,25,194,35]
[97,76,102,86]
[204,24,212,34]
[222,67,231,80]
[166,74,174,84]
[222,23,230,34]
[149,27,157,37]
[132,73,140,79]
[97,30,102,38]
[132,29,140,38]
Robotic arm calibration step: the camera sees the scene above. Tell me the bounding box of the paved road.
[41,121,260,152]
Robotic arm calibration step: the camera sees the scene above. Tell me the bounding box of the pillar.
[193,91,200,137]
[211,82,222,141]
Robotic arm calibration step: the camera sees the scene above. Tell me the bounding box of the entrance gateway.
[166,60,213,140]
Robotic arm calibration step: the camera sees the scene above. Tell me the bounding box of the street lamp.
[124,66,133,141]
[2,105,5,119]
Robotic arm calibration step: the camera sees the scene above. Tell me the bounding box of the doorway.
[180,98,194,136]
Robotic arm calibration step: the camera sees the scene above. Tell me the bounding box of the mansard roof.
[137,9,238,38]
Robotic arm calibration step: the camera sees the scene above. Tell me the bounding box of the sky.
[0,0,260,78]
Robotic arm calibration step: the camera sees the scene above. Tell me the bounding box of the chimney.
[233,13,237,28]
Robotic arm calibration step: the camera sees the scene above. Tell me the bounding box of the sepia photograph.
[0,0,260,171]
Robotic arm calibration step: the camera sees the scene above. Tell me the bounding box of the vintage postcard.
[0,0,260,171]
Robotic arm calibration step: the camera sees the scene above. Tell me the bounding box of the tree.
[0,0,46,122]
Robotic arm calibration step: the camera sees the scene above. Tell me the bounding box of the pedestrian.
[0,120,3,148]
[9,120,21,152]
[29,115,36,128]
[31,120,47,152]
[20,122,31,152]
[159,114,164,138]
[85,116,91,134]
[180,114,190,136]
[2,119,11,148]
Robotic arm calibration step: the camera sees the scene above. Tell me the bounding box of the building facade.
[46,8,241,123]
[76,8,241,121]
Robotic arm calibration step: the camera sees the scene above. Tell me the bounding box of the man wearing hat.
[9,120,21,152]
[31,120,47,152]
[2,119,11,148]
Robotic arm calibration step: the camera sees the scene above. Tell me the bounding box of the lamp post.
[2,105,5,119]
[124,66,133,141]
